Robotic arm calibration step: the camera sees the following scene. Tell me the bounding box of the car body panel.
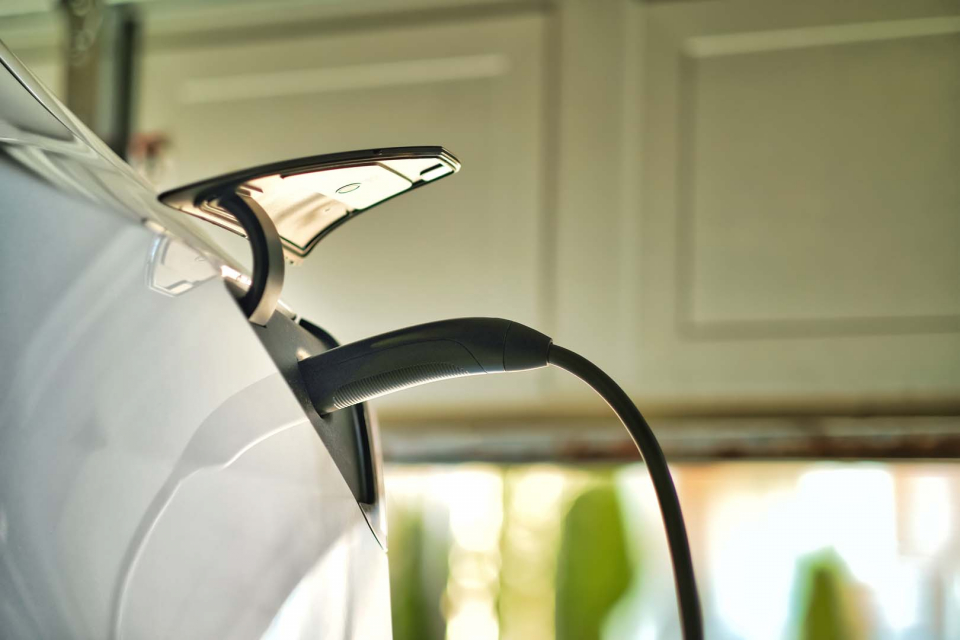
[0,41,390,639]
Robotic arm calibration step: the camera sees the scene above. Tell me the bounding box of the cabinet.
[131,0,960,417]
[553,0,960,415]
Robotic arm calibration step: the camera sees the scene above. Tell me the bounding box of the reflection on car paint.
[146,235,218,298]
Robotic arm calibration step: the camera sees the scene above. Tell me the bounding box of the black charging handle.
[297,318,552,414]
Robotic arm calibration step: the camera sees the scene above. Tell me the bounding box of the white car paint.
[0,42,390,639]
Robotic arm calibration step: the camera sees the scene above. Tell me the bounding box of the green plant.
[555,483,634,640]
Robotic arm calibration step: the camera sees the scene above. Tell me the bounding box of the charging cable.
[298,317,703,639]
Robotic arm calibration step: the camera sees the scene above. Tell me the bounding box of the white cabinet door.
[557,0,960,412]
[140,10,550,414]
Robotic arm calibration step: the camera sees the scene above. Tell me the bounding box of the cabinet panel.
[554,0,960,411]
[684,23,960,331]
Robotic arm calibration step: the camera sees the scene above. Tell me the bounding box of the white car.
[0,40,438,639]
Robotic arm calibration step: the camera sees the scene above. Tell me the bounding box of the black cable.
[548,344,703,640]
[296,318,703,636]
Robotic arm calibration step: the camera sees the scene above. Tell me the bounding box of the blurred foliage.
[554,482,634,640]
[388,465,899,640]
[388,501,447,640]
[793,549,867,640]
[388,503,428,640]
[498,467,570,640]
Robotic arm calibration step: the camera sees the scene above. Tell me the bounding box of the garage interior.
[3,0,958,637]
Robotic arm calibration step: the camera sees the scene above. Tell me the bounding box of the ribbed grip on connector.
[331,363,471,410]
[298,318,552,414]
